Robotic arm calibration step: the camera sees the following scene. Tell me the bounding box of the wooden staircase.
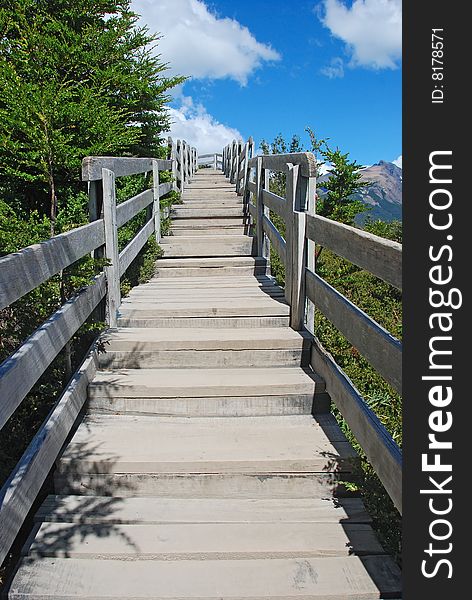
[7,170,401,598]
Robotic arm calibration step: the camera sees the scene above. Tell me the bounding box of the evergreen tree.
[0,0,184,231]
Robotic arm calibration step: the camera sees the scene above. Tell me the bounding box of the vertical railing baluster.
[153,159,161,244]
[102,168,120,328]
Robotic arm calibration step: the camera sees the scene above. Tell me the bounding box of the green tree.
[0,0,184,231]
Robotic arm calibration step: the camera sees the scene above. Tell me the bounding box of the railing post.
[168,137,178,192]
[289,165,307,331]
[102,168,120,328]
[255,157,264,257]
[153,159,161,244]
[305,176,317,333]
[255,157,270,263]
[287,164,315,331]
[178,140,184,193]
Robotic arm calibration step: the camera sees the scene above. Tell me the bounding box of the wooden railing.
[223,138,255,195]
[198,153,223,170]
[0,138,196,565]
[225,138,402,514]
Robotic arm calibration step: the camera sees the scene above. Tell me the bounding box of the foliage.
[0,0,184,229]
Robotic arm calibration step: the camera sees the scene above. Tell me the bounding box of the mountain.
[318,160,403,224]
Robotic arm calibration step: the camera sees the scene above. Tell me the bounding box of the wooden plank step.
[126,286,284,298]
[98,327,311,369]
[160,235,256,257]
[171,218,247,227]
[100,328,307,350]
[142,275,277,287]
[88,367,321,399]
[54,471,353,499]
[155,256,265,268]
[118,301,289,318]
[116,316,291,329]
[7,556,401,598]
[36,496,372,524]
[170,227,248,236]
[55,414,356,475]
[172,207,244,218]
[24,521,384,560]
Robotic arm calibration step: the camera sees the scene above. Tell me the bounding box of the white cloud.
[320,56,345,78]
[392,155,402,168]
[166,96,242,154]
[319,0,402,69]
[131,0,281,84]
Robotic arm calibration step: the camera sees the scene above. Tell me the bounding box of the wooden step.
[36,496,372,525]
[160,235,256,257]
[55,415,356,477]
[172,206,244,218]
[8,556,401,598]
[154,256,267,278]
[24,521,384,560]
[98,327,311,369]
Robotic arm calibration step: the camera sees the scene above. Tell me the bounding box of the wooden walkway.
[7,170,401,598]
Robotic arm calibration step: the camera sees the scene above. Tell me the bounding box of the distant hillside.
[318,160,403,224]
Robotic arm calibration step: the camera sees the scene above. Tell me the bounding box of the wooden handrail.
[0,137,196,564]
[230,137,403,513]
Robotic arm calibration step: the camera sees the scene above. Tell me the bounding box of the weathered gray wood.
[159,182,173,198]
[0,345,99,565]
[87,180,101,222]
[288,167,306,331]
[255,158,264,257]
[153,160,161,244]
[262,189,286,219]
[305,270,402,393]
[82,157,172,181]
[261,170,271,262]
[306,214,402,290]
[248,202,257,219]
[178,141,185,192]
[247,157,257,168]
[119,219,155,277]
[262,214,286,264]
[0,219,104,311]
[261,152,316,177]
[247,180,257,195]
[102,168,120,327]
[116,189,153,228]
[305,177,317,335]
[0,274,106,432]
[310,338,402,513]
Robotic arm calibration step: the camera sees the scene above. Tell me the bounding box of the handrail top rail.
[82,156,175,181]
[247,151,317,177]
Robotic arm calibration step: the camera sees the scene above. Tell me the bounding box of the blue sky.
[132,0,402,167]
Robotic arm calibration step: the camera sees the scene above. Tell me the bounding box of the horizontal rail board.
[248,157,257,168]
[262,189,286,219]
[0,346,99,565]
[262,214,287,264]
[261,152,316,177]
[248,181,257,195]
[306,214,402,290]
[119,219,155,277]
[305,270,402,393]
[0,274,106,431]
[159,182,173,197]
[248,202,256,218]
[0,220,104,311]
[116,189,153,228]
[310,338,402,513]
[82,157,172,181]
